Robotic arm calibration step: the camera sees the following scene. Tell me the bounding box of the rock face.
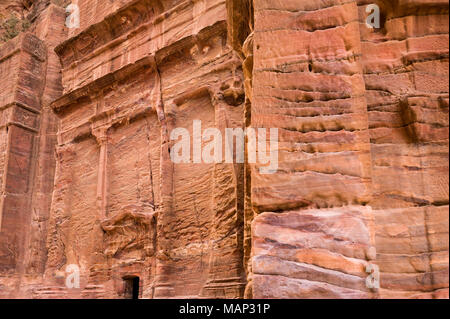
[0,0,448,299]
[249,0,449,299]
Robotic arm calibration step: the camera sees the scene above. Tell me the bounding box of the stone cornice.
[55,0,159,66]
[50,20,227,113]
[51,55,153,113]
[54,0,207,68]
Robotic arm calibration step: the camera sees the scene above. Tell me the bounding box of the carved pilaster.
[152,65,176,298]
[201,83,246,298]
[92,127,110,220]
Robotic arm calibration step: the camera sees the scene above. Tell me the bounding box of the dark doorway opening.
[123,276,140,299]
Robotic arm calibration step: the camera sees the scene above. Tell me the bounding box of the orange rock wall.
[249,0,448,299]
[359,0,449,298]
[0,3,66,297]
[39,0,245,299]
[0,32,47,274]
[0,0,448,299]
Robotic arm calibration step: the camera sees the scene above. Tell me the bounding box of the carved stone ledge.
[50,56,153,113]
[51,19,228,114]
[55,0,163,68]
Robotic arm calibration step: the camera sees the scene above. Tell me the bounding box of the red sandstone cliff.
[0,0,448,299]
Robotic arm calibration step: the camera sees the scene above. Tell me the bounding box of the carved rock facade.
[0,0,448,298]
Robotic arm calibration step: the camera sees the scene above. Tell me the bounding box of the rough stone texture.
[0,0,448,299]
[357,0,449,299]
[252,207,376,298]
[0,2,66,297]
[0,32,47,273]
[249,0,448,299]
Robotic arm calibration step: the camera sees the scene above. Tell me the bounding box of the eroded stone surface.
[0,0,448,299]
[249,0,448,299]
